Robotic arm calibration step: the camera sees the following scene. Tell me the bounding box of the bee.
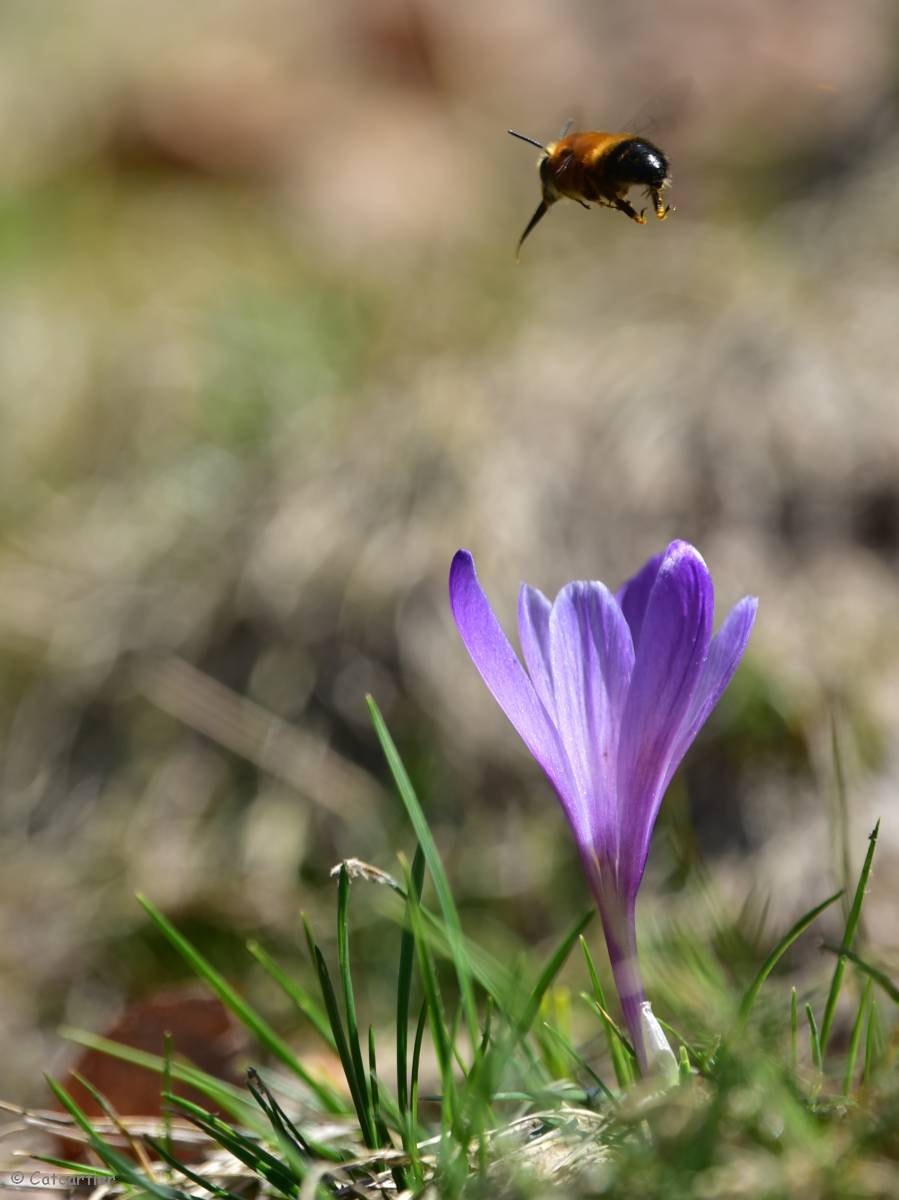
[508,120,672,256]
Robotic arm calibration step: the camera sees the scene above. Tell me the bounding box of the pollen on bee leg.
[615,198,647,224]
[651,191,670,220]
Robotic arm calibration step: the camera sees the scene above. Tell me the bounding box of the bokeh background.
[1,0,898,1106]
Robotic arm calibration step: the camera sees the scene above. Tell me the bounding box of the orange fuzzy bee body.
[509,125,672,256]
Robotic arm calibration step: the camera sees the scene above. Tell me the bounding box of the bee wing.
[621,79,692,138]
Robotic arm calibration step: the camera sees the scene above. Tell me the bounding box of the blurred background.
[1,0,898,1106]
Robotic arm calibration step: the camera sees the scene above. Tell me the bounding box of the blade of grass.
[678,1045,691,1082]
[843,979,872,1097]
[581,996,636,1065]
[247,940,336,1050]
[655,1016,702,1069]
[27,1156,117,1181]
[405,1001,428,1186]
[162,1032,173,1161]
[310,940,375,1147]
[247,1067,314,1160]
[539,1021,615,1104]
[59,1029,258,1126]
[245,1070,345,1163]
[136,894,345,1115]
[143,1136,246,1200]
[738,889,843,1021]
[820,820,880,1053]
[863,998,881,1083]
[805,1004,822,1071]
[397,845,426,1115]
[580,936,632,1087]
[336,864,375,1146]
[401,853,455,1129]
[790,988,798,1076]
[244,1071,317,1189]
[70,1071,157,1179]
[367,696,478,1054]
[830,711,852,924]
[821,944,899,1006]
[164,1093,302,1197]
[45,1077,188,1200]
[517,910,593,1038]
[369,1028,405,1195]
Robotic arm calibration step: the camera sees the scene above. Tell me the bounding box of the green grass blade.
[164,1094,301,1197]
[59,1028,258,1125]
[790,987,798,1076]
[821,944,899,1006]
[404,1000,428,1185]
[311,940,374,1146]
[517,910,593,1037]
[337,864,375,1146]
[678,1045,691,1082]
[820,820,880,1053]
[581,996,636,1065]
[136,894,345,1114]
[830,711,852,923]
[45,1077,188,1200]
[738,889,843,1021]
[843,979,872,1097]
[367,695,479,1054]
[144,1136,246,1200]
[580,936,632,1087]
[402,853,456,1130]
[247,940,336,1050]
[805,1003,822,1071]
[368,1027,401,1191]
[244,1073,315,1188]
[28,1156,117,1181]
[539,1021,615,1104]
[397,845,426,1115]
[863,998,882,1083]
[162,1031,174,1159]
[246,1067,314,1160]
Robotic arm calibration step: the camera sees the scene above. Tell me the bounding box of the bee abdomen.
[604,138,670,187]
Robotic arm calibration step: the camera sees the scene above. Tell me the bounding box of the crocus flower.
[449,541,757,1073]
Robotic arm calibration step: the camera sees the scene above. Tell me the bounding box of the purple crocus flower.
[449,541,757,1073]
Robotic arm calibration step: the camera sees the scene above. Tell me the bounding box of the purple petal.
[661,595,758,792]
[518,584,556,719]
[449,551,572,802]
[615,549,665,650]
[548,581,635,848]
[617,541,714,891]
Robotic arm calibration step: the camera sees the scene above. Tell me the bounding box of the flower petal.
[450,550,571,801]
[616,549,665,650]
[662,595,758,792]
[617,541,714,891]
[548,581,635,848]
[518,584,555,718]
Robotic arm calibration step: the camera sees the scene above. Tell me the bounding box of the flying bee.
[508,120,672,256]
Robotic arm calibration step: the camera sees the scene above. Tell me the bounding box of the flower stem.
[599,898,648,1073]
[582,857,649,1072]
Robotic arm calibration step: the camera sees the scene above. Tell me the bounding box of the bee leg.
[574,197,590,210]
[613,197,647,225]
[650,188,670,220]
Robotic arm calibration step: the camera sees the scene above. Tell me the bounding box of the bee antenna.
[507,129,545,150]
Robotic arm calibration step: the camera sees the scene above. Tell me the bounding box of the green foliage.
[45,709,895,1199]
